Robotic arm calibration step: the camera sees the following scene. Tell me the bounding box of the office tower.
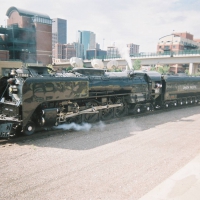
[52,18,67,48]
[107,46,120,58]
[73,42,84,59]
[127,43,139,56]
[77,30,96,58]
[86,49,107,60]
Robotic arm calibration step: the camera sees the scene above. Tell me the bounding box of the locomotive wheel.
[174,102,177,107]
[115,102,127,117]
[66,115,82,124]
[23,121,36,136]
[84,113,99,123]
[165,103,169,108]
[101,108,113,120]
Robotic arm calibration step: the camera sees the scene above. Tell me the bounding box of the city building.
[96,43,100,50]
[77,30,96,58]
[0,6,52,65]
[157,32,200,53]
[54,43,63,59]
[62,43,76,59]
[53,43,76,59]
[127,43,139,56]
[86,49,107,60]
[73,42,84,59]
[52,18,67,49]
[107,46,120,58]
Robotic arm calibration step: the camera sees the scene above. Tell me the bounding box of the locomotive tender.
[1,65,200,137]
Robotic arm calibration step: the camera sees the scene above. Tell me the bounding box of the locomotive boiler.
[0,65,162,137]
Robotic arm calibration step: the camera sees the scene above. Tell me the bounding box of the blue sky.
[0,0,199,52]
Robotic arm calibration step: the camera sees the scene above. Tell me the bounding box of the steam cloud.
[55,122,91,131]
[55,121,105,132]
[116,41,132,70]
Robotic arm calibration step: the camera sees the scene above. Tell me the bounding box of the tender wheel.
[23,121,36,136]
[174,102,177,106]
[133,105,141,114]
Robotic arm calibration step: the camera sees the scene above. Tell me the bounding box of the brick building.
[0,6,52,65]
[157,32,200,53]
[127,43,139,56]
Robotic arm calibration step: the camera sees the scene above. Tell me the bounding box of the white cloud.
[0,0,200,52]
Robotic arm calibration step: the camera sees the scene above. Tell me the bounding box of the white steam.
[93,121,106,131]
[55,121,106,132]
[55,122,92,131]
[115,41,133,70]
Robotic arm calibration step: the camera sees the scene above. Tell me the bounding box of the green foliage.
[66,66,73,71]
[149,65,170,74]
[133,59,141,70]
[47,64,54,73]
[185,69,189,75]
[107,68,122,72]
[150,67,156,71]
[157,66,170,74]
[193,72,200,76]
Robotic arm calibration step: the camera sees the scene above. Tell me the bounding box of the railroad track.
[0,103,199,146]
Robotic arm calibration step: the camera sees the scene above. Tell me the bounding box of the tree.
[150,66,156,71]
[157,66,169,74]
[66,66,73,71]
[150,65,170,74]
[133,59,141,70]
[185,69,189,75]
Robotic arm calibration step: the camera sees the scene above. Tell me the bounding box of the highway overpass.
[53,50,200,74]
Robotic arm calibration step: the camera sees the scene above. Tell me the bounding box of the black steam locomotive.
[1,65,200,137]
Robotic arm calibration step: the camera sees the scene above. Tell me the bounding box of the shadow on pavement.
[5,106,200,150]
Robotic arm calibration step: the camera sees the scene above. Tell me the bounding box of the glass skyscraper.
[52,18,67,48]
[77,30,96,59]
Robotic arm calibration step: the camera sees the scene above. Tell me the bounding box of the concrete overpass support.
[189,63,198,75]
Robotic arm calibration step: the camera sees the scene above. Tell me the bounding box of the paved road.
[1,106,200,200]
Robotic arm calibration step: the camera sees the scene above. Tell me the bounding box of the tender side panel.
[164,76,200,100]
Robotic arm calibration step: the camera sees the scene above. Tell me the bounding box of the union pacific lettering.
[183,85,197,90]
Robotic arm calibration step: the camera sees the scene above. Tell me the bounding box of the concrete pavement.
[139,153,200,200]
